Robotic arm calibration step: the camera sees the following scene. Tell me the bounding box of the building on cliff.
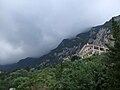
[79,43,108,58]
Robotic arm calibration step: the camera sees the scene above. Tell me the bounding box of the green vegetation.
[106,18,120,90]
[0,56,109,90]
[0,18,120,90]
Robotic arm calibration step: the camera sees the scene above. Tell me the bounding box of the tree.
[12,77,31,90]
[108,18,120,61]
[107,17,120,89]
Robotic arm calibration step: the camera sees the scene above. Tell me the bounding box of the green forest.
[0,18,120,90]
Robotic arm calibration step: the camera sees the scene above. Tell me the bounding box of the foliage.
[107,18,120,89]
[0,56,110,90]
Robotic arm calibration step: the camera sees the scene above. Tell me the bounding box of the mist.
[0,0,120,64]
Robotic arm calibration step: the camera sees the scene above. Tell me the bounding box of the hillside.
[0,15,120,71]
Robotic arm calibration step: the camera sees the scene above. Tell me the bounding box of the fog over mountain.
[0,0,120,64]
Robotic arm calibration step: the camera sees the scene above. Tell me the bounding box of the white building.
[79,43,108,58]
[9,88,16,90]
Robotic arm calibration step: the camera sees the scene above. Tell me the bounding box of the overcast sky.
[0,0,120,64]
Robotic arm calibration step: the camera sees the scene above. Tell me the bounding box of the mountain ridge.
[0,15,120,71]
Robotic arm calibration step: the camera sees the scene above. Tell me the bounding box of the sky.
[0,0,120,64]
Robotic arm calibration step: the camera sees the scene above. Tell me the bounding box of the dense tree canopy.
[107,18,120,89]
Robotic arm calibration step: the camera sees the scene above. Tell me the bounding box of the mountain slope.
[0,15,120,71]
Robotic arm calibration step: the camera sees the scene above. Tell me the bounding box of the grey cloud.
[0,0,120,64]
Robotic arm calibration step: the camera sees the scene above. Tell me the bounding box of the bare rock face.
[89,28,111,46]
[87,15,120,47]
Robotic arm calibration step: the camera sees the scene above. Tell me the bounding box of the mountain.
[0,15,120,71]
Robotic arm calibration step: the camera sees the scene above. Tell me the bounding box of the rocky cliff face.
[88,15,120,46]
[0,15,120,71]
[88,24,111,46]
